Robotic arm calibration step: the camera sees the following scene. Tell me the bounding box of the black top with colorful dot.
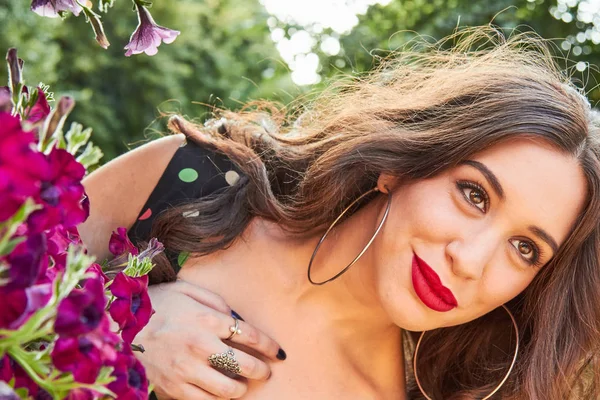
[128,138,242,273]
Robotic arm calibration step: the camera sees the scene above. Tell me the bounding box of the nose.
[445,226,500,280]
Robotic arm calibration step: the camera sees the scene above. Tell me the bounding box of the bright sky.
[260,0,392,85]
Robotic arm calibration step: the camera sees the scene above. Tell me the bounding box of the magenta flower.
[0,113,48,222]
[108,346,149,400]
[46,224,81,257]
[52,337,102,383]
[124,3,180,57]
[28,148,87,232]
[109,273,152,344]
[0,283,52,329]
[55,277,106,337]
[66,388,95,400]
[51,320,119,384]
[0,355,12,383]
[4,233,47,289]
[30,0,82,18]
[86,263,108,286]
[109,227,139,257]
[24,88,51,124]
[2,357,39,398]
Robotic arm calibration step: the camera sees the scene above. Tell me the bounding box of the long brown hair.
[149,27,600,399]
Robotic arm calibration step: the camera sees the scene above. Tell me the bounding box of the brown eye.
[457,181,489,213]
[509,238,540,265]
[469,190,484,205]
[518,241,532,255]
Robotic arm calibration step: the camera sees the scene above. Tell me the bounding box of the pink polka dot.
[138,208,152,221]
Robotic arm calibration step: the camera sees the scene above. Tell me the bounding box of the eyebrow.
[528,226,559,254]
[460,160,559,255]
[460,160,505,199]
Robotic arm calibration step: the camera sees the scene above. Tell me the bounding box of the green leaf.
[99,0,116,13]
[76,141,104,169]
[65,122,93,155]
[0,199,39,256]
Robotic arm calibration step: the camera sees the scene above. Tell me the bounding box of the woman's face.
[373,138,587,331]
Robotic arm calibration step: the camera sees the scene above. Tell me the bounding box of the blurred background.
[1,0,599,161]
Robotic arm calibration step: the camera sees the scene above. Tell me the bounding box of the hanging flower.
[107,346,149,400]
[30,0,83,18]
[55,278,106,337]
[124,3,180,57]
[109,273,152,344]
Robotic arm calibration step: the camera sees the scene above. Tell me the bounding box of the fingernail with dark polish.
[231,309,245,322]
[276,348,287,361]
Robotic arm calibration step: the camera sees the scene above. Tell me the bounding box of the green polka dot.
[178,168,198,183]
[178,252,190,267]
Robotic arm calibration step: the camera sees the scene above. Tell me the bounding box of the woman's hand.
[135,280,284,399]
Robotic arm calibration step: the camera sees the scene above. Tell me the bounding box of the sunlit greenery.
[1,0,599,160]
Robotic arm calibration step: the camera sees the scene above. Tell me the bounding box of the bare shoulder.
[79,134,186,259]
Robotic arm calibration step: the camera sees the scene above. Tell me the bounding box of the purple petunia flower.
[109,273,152,344]
[28,148,87,233]
[0,355,12,382]
[86,263,108,286]
[107,346,149,400]
[4,233,47,290]
[30,0,82,18]
[0,283,52,329]
[1,353,40,397]
[55,277,106,337]
[124,3,180,57]
[51,319,119,384]
[0,113,48,222]
[109,227,139,257]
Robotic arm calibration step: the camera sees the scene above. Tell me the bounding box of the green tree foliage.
[2,0,599,160]
[312,0,600,102]
[1,0,297,159]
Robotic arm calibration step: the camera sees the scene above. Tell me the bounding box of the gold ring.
[208,347,241,374]
[226,317,242,340]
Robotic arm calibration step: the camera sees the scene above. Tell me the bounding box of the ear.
[376,173,400,194]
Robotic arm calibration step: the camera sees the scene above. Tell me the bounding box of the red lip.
[411,253,458,312]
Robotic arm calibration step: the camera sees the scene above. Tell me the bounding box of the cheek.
[478,267,536,307]
[389,179,461,238]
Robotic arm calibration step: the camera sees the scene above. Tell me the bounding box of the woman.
[80,27,600,399]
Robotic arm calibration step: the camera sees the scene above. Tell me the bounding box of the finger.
[178,383,220,400]
[227,319,282,361]
[174,279,231,314]
[189,367,248,399]
[230,348,271,381]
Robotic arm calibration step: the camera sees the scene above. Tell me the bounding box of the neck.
[238,194,405,384]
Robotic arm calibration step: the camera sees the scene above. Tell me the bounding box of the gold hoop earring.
[307,186,392,285]
[413,304,520,400]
